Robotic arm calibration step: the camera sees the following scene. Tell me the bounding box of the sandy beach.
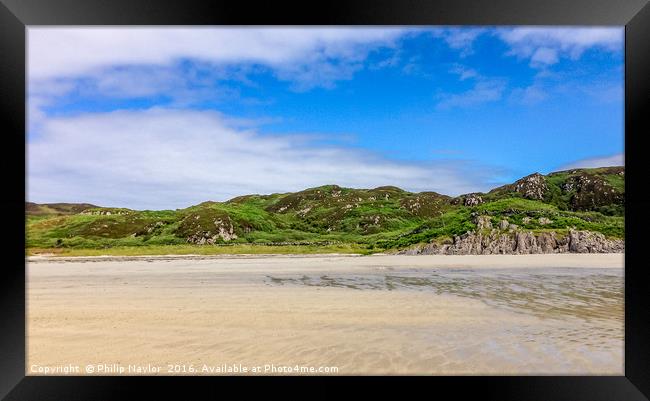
[26,253,624,375]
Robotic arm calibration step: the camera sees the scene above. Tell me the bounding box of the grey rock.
[464,193,484,206]
[513,173,549,200]
[411,229,623,255]
[474,215,493,230]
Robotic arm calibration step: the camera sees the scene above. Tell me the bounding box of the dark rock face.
[401,229,623,255]
[565,173,624,210]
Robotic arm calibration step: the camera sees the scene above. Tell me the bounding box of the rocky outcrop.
[512,173,548,200]
[185,216,238,244]
[486,172,549,201]
[473,215,492,230]
[564,173,624,210]
[81,208,131,216]
[400,229,623,255]
[452,193,484,207]
[566,229,624,253]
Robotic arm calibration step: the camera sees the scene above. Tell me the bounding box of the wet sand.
[27,254,624,375]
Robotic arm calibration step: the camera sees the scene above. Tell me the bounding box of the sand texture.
[27,254,624,375]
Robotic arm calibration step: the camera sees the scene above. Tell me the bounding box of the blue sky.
[27,27,624,209]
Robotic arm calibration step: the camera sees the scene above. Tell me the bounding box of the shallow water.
[266,267,623,324]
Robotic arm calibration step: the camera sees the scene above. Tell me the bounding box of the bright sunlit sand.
[26,253,623,375]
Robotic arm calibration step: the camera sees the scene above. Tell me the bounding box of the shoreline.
[26,252,624,268]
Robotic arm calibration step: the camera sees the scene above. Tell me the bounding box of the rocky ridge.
[399,228,624,255]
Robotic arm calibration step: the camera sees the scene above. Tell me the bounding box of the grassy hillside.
[26,167,624,255]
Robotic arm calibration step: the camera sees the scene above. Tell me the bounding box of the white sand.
[26,254,624,375]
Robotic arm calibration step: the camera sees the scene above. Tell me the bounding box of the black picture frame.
[1,0,649,399]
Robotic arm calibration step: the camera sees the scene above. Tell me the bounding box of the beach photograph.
[26,26,624,375]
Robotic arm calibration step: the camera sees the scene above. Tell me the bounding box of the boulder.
[464,193,484,206]
[451,193,484,207]
[474,215,493,230]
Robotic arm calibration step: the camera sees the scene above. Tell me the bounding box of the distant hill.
[26,202,99,216]
[26,166,624,254]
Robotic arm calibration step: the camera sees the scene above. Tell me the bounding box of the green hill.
[26,167,624,255]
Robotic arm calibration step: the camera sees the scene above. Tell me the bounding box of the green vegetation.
[27,167,624,256]
[26,243,369,257]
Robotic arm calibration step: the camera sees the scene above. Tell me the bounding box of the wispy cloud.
[27,108,500,209]
[437,79,506,109]
[432,27,487,56]
[509,83,549,105]
[448,64,479,81]
[558,153,624,170]
[497,27,622,67]
[529,47,559,67]
[509,74,623,106]
[437,65,507,109]
[581,82,624,104]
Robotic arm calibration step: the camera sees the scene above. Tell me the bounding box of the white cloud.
[449,64,478,81]
[530,47,559,67]
[27,27,412,117]
[498,27,622,67]
[431,27,621,65]
[558,153,624,170]
[28,27,407,83]
[432,28,487,56]
[89,67,186,98]
[27,108,498,209]
[508,72,623,106]
[437,77,507,109]
[436,64,507,109]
